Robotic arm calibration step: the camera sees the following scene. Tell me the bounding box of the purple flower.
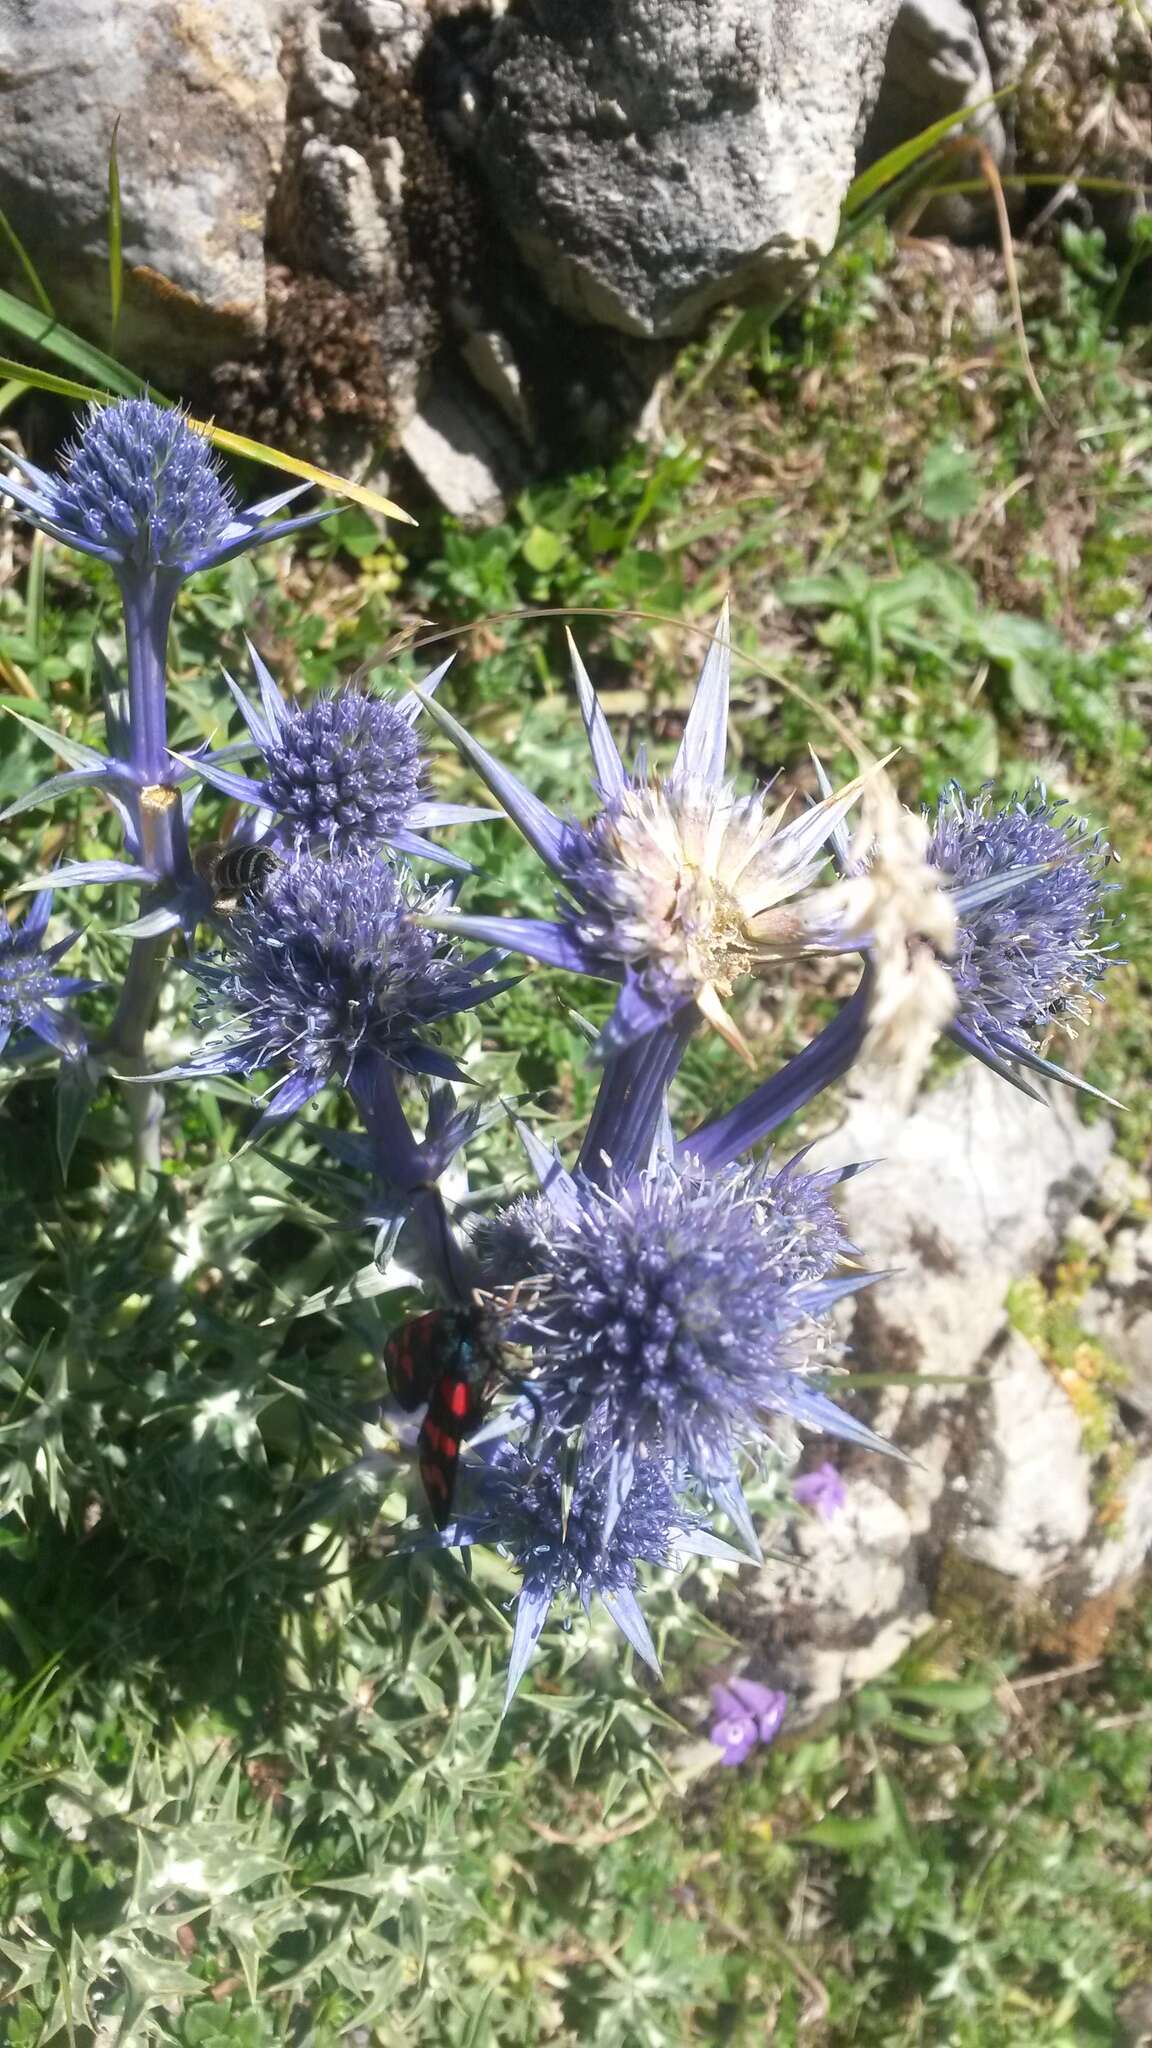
[437,1434,747,1710]
[0,893,92,1060]
[186,645,497,869]
[409,608,873,1060]
[709,1678,787,1765]
[926,782,1118,1102]
[480,1133,887,1539]
[0,399,329,580]
[792,1461,847,1520]
[182,851,514,1128]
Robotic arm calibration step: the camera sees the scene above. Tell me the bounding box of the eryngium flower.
[186,852,511,1125]
[0,893,91,1059]
[0,398,329,578]
[928,782,1116,1096]
[411,609,872,1056]
[441,1437,746,1708]
[189,646,495,867]
[482,1148,878,1522]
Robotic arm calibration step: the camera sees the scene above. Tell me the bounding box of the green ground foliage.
[1,222,1150,2042]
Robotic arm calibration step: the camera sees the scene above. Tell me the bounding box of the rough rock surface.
[0,0,287,382]
[861,0,1007,235]
[742,1068,1152,1725]
[466,0,904,338]
[815,1061,1113,1383]
[953,1328,1094,1582]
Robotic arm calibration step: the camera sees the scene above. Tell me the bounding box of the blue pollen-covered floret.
[928,782,1113,1050]
[261,689,423,851]
[50,399,235,573]
[188,851,507,1123]
[482,1154,857,1485]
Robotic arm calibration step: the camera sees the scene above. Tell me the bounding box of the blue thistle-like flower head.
[261,688,422,852]
[446,1434,742,1707]
[187,852,512,1125]
[482,1151,868,1509]
[0,894,91,1059]
[0,399,333,582]
[928,783,1115,1062]
[44,401,234,572]
[188,648,498,872]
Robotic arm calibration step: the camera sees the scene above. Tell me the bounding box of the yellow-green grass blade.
[844,80,1019,216]
[0,355,415,525]
[193,418,416,524]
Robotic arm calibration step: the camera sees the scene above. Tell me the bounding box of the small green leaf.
[522,525,567,573]
[920,441,982,524]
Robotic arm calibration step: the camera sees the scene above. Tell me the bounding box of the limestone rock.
[747,1476,932,1721]
[465,0,903,338]
[952,1329,1094,1584]
[861,0,1006,236]
[816,1062,1113,1383]
[0,0,287,381]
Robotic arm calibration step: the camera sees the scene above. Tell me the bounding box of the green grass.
[1,221,1151,2041]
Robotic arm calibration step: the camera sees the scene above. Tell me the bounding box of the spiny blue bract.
[482,1153,855,1485]
[50,400,234,572]
[928,782,1113,1050]
[190,852,502,1121]
[447,1434,728,1704]
[262,690,422,851]
[0,894,90,1059]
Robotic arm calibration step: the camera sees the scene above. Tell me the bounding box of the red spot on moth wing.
[447,1378,471,1419]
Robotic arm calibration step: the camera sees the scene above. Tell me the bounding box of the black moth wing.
[383,1308,456,1411]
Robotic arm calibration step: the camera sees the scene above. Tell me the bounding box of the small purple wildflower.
[927,782,1117,1099]
[0,894,92,1060]
[792,1461,847,1521]
[188,646,496,868]
[709,1678,787,1765]
[184,852,513,1127]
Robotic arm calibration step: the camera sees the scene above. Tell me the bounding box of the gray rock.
[815,1063,1113,1383]
[861,0,1006,235]
[953,1329,1094,1584]
[748,1476,932,1721]
[296,140,399,292]
[1082,1454,1152,1598]
[466,0,903,337]
[398,361,529,524]
[0,0,286,381]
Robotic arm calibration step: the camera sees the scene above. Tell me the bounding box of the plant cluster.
[0,397,1122,1712]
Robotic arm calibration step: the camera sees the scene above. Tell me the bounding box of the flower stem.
[107,572,182,1176]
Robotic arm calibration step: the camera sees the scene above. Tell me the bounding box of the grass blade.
[0,290,142,396]
[107,116,123,339]
[844,80,1019,216]
[25,530,45,683]
[0,356,414,523]
[190,418,417,525]
[0,204,54,319]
